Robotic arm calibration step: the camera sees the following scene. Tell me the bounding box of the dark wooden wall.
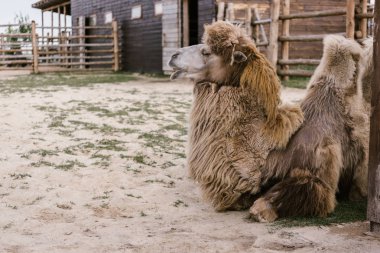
[71,0,162,73]
[198,0,216,42]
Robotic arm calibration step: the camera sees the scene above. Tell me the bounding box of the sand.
[0,77,379,253]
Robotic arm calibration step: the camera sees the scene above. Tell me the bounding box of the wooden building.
[32,0,367,74]
[32,0,215,73]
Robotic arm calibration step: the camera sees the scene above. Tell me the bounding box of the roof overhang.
[32,0,71,14]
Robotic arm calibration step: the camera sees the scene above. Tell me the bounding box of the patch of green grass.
[273,200,367,227]
[131,101,163,115]
[97,139,126,151]
[9,173,31,180]
[133,154,147,164]
[55,160,86,171]
[30,160,54,168]
[91,153,111,161]
[86,105,130,118]
[162,123,187,136]
[69,120,98,130]
[26,149,58,158]
[161,161,176,169]
[63,142,96,155]
[0,72,137,93]
[93,192,112,200]
[126,193,142,199]
[48,114,67,128]
[56,203,72,210]
[34,105,59,112]
[145,179,175,188]
[125,166,142,174]
[173,199,188,207]
[282,77,310,89]
[138,131,185,152]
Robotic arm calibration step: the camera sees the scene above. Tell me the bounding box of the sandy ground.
[0,76,379,253]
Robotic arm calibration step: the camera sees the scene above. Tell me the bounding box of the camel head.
[309,35,364,93]
[168,44,208,81]
[168,43,248,83]
[169,21,281,124]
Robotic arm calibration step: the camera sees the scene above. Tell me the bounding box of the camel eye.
[172,53,179,59]
[201,49,211,57]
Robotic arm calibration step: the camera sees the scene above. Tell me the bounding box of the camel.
[169,21,369,221]
[251,35,369,221]
[169,21,304,211]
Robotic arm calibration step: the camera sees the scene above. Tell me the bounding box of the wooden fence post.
[281,0,290,81]
[226,3,234,21]
[78,16,85,69]
[217,2,225,21]
[245,6,252,37]
[360,0,368,38]
[112,19,120,72]
[368,0,380,233]
[346,0,355,38]
[268,0,280,67]
[31,21,39,74]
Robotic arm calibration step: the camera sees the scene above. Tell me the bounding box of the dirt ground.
[0,75,379,253]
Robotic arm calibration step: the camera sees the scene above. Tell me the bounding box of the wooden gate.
[0,20,119,73]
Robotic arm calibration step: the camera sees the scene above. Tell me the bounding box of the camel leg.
[249,171,336,222]
[349,152,368,200]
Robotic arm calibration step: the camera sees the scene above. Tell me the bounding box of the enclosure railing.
[273,0,374,79]
[264,0,374,79]
[0,23,33,71]
[0,20,120,73]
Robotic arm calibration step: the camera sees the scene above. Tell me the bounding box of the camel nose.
[168,52,181,68]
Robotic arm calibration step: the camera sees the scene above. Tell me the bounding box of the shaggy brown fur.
[249,35,369,221]
[187,21,304,211]
[358,37,373,107]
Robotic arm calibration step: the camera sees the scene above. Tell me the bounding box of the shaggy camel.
[169,22,369,221]
[169,21,304,211]
[252,35,369,221]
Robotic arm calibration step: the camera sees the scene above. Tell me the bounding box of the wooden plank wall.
[289,0,347,59]
[162,0,181,73]
[71,0,163,73]
[198,0,216,42]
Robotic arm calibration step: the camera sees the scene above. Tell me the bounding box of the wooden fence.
[0,20,119,73]
[217,0,374,79]
[270,0,374,79]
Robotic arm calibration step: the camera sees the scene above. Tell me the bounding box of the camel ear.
[233,51,247,63]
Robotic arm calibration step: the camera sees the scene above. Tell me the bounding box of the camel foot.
[249,198,278,223]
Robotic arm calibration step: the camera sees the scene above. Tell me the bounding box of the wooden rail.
[279,33,345,42]
[277,69,314,77]
[252,19,271,25]
[280,9,346,20]
[278,59,320,65]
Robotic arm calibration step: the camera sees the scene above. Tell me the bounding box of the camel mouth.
[170,68,187,80]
